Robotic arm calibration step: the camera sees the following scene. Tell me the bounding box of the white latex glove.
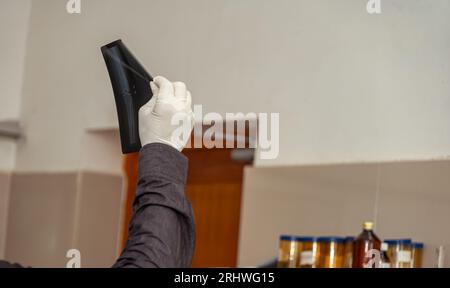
[138,76,194,151]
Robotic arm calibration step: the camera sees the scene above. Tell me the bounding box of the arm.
[114,76,196,268]
[0,261,23,268]
[1,76,195,269]
[2,143,195,269]
[113,143,195,268]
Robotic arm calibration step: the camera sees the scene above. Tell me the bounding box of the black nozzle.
[101,39,153,154]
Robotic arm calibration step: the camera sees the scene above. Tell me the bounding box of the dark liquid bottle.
[352,222,381,268]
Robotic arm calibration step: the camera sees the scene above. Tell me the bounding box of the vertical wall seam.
[0,172,12,259]
[71,170,83,264]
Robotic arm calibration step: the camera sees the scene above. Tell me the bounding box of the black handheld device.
[101,39,153,154]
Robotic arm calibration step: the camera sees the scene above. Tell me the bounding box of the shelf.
[0,120,21,139]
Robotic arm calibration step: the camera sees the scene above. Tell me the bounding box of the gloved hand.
[138,76,194,151]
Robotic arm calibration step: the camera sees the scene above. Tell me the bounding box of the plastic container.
[296,237,319,268]
[385,239,412,268]
[343,237,354,268]
[410,242,424,268]
[277,235,300,268]
[317,237,345,268]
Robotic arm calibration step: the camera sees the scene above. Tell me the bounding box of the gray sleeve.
[0,260,24,268]
[113,143,196,268]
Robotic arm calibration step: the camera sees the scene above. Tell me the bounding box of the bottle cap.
[295,237,317,243]
[411,242,424,249]
[385,239,412,245]
[363,221,374,230]
[317,237,345,243]
[280,235,298,242]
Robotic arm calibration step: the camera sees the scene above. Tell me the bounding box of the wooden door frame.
[120,118,257,266]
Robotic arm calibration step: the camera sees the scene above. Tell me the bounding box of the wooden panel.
[122,121,252,266]
[183,148,244,184]
[186,182,242,267]
[122,148,246,267]
[183,148,245,267]
[121,152,139,248]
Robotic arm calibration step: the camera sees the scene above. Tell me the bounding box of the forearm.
[0,260,24,268]
[113,143,196,268]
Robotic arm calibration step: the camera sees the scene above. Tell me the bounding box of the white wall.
[0,0,31,256]
[0,0,31,121]
[1,0,450,267]
[12,0,450,172]
[0,141,16,171]
[0,0,31,170]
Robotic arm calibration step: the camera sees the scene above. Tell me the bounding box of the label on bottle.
[300,251,314,265]
[397,251,412,263]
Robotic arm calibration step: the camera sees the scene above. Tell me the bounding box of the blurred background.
[1,0,450,267]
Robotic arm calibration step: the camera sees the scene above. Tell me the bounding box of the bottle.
[410,242,423,268]
[317,237,346,268]
[343,237,355,268]
[435,246,445,268]
[296,237,319,268]
[352,221,381,268]
[379,242,391,268]
[385,239,412,268]
[277,235,300,268]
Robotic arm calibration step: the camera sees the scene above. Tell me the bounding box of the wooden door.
[182,148,246,267]
[122,147,248,267]
[121,121,255,267]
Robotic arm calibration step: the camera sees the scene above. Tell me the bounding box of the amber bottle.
[352,222,381,268]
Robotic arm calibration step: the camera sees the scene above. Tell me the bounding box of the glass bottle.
[296,237,319,268]
[435,245,445,268]
[277,235,299,268]
[317,237,345,268]
[352,221,381,268]
[379,242,391,268]
[343,237,354,268]
[410,242,423,268]
[385,239,412,268]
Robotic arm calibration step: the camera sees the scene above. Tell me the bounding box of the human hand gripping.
[138,76,194,151]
